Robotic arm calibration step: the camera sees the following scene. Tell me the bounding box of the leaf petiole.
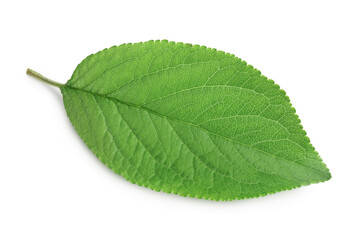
[26,68,64,88]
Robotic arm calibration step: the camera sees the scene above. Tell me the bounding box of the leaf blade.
[62,40,331,200]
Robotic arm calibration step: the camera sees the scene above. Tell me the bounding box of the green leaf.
[29,40,331,200]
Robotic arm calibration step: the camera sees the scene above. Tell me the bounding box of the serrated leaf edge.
[63,40,331,201]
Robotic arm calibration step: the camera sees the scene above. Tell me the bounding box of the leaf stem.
[26,68,64,88]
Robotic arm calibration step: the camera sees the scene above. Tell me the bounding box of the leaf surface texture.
[61,40,331,200]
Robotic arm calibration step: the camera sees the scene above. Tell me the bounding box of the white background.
[1,0,359,239]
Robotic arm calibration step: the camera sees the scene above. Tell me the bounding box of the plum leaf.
[27,40,331,200]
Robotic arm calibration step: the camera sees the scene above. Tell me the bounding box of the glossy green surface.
[61,40,331,200]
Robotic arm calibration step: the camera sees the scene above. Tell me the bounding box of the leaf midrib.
[62,85,327,179]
